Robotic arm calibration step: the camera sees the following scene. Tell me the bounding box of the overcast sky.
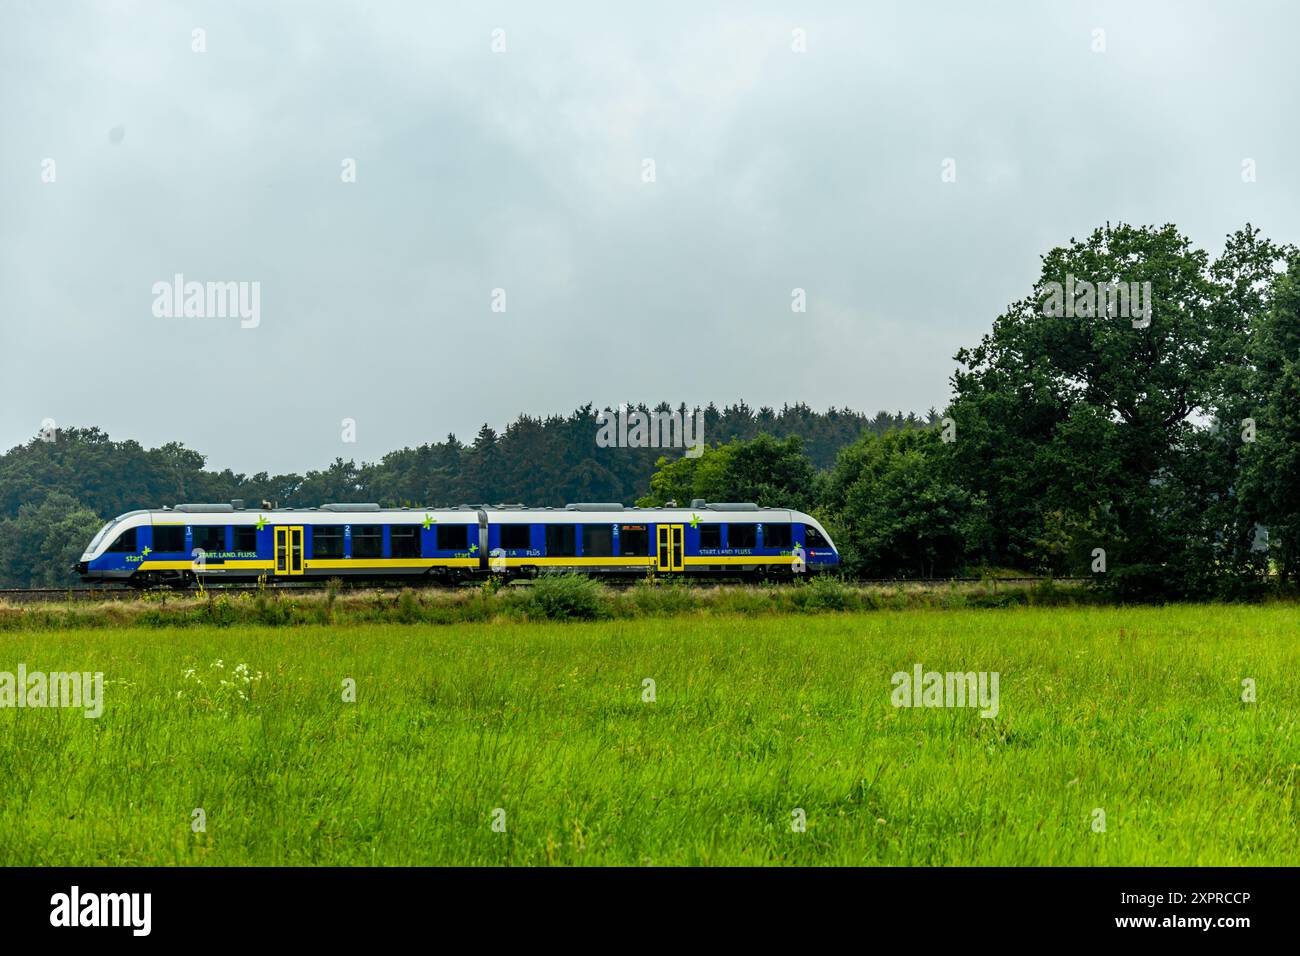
[2,0,1297,474]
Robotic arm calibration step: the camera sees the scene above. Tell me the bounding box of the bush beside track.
[0,575,1110,630]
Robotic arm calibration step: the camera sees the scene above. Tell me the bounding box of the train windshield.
[86,520,116,552]
[804,524,832,548]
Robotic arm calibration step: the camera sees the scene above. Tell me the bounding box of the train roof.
[112,501,815,524]
[131,505,481,524]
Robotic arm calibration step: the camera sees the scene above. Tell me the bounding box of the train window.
[698,524,722,549]
[107,527,137,553]
[314,526,345,559]
[233,526,257,552]
[193,526,226,553]
[729,524,757,549]
[804,524,830,548]
[582,525,613,557]
[619,525,648,556]
[392,526,421,558]
[499,524,531,551]
[545,524,576,557]
[437,524,469,551]
[153,526,185,552]
[764,524,792,549]
[353,525,383,559]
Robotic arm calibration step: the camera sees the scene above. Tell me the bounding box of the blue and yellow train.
[76,501,840,586]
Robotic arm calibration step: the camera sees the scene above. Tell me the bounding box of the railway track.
[0,576,1092,604]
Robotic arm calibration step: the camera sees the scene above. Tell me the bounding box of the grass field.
[1,604,1297,866]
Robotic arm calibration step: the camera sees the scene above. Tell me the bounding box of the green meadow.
[0,604,1296,866]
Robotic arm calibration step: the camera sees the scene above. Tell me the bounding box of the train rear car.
[484,501,838,577]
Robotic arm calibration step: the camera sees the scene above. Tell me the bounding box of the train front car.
[77,502,485,587]
[78,504,275,587]
[76,510,155,584]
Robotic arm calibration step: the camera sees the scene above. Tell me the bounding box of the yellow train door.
[274,526,304,575]
[656,524,684,572]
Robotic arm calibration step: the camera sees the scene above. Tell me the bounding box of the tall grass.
[0,604,1295,865]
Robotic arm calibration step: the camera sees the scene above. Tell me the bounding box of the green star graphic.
[468,543,478,554]
[422,513,436,530]
[255,515,267,531]
[689,513,701,528]
[141,546,152,557]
